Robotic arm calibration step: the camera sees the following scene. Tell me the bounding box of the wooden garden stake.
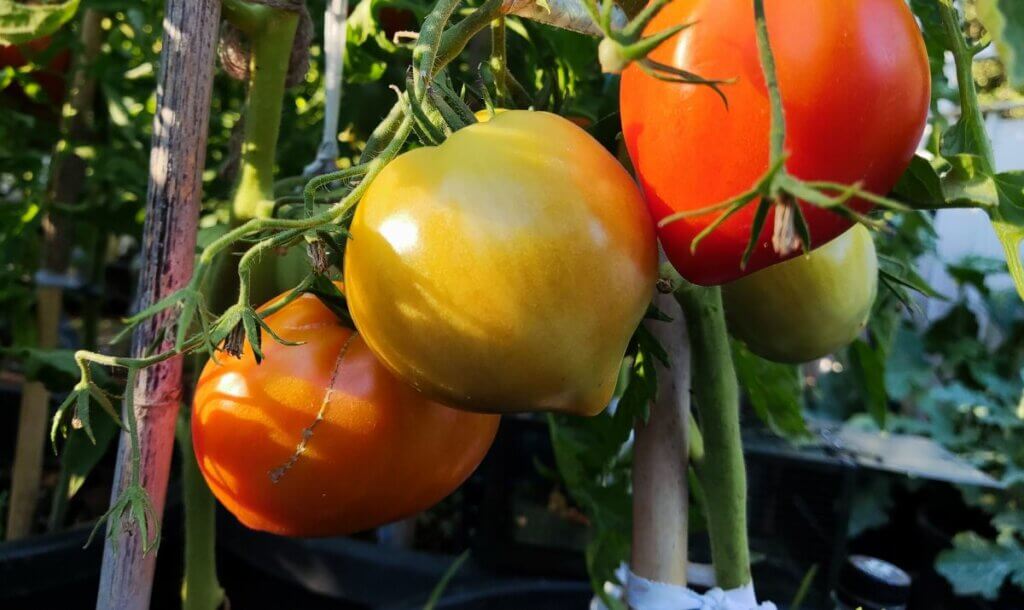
[95,1,221,608]
[631,285,692,585]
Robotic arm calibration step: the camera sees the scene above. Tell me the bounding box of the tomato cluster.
[195,0,933,535]
[194,111,658,535]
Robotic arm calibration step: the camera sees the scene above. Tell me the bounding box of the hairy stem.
[674,282,751,590]
[938,0,994,171]
[752,0,785,167]
[232,9,300,222]
[177,410,225,610]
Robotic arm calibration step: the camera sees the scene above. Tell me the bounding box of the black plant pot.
[0,480,186,609]
[0,522,101,604]
[218,512,592,610]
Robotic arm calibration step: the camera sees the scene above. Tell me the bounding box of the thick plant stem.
[7,8,103,540]
[937,1,1024,299]
[231,10,300,222]
[177,410,225,610]
[674,282,751,590]
[631,288,692,584]
[95,0,221,607]
[938,0,994,171]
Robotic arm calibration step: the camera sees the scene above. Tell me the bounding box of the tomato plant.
[344,110,657,416]
[620,0,930,285]
[722,224,878,364]
[192,287,499,536]
[15,0,1024,607]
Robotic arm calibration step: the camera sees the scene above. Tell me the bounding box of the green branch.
[674,280,751,590]
[939,0,995,170]
[231,8,300,222]
[177,411,225,610]
[753,0,785,167]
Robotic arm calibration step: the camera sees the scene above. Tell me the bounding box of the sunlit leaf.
[0,0,80,45]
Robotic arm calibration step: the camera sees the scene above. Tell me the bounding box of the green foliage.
[731,340,808,440]
[547,333,660,610]
[820,240,1024,597]
[0,0,80,45]
[936,532,1024,600]
[976,0,1024,89]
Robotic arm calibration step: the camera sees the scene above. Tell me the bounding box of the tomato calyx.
[394,68,481,147]
[584,0,728,98]
[658,0,914,268]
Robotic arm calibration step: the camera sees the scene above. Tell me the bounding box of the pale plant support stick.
[303,0,348,177]
[632,286,692,584]
[96,0,222,608]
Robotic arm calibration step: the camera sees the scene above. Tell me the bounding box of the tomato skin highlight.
[345,110,658,416]
[192,288,499,537]
[722,224,878,364]
[620,0,930,285]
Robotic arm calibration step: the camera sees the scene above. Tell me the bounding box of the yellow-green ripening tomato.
[722,224,878,364]
[344,110,658,416]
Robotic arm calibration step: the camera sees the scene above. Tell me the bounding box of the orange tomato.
[192,287,500,536]
[620,0,929,285]
[344,110,657,416]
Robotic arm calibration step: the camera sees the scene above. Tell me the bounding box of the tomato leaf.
[936,532,1024,600]
[988,171,1024,300]
[4,347,115,394]
[731,340,809,440]
[976,0,1024,88]
[0,0,80,46]
[942,154,999,208]
[58,411,118,503]
[943,111,981,156]
[848,339,888,429]
[909,0,954,98]
[894,155,945,208]
[878,254,947,301]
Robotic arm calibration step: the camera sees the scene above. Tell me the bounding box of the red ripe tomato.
[192,287,500,536]
[0,36,71,110]
[620,0,930,285]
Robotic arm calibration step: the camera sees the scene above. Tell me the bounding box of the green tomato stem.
[231,10,300,222]
[413,0,464,99]
[674,282,751,590]
[177,411,225,610]
[222,0,269,34]
[437,0,504,68]
[938,0,995,171]
[752,0,786,168]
